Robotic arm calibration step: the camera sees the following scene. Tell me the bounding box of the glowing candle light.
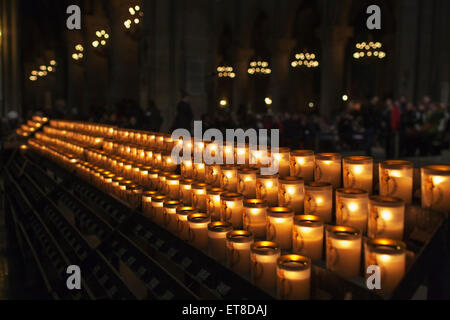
[364,238,406,295]
[188,213,211,250]
[256,174,279,207]
[278,177,305,214]
[421,165,450,212]
[235,143,250,165]
[222,143,235,164]
[226,230,254,274]
[343,156,373,194]
[369,196,405,240]
[290,150,315,182]
[162,152,177,172]
[250,147,270,167]
[267,207,295,250]
[176,207,197,241]
[142,190,158,220]
[206,164,222,187]
[243,199,268,238]
[315,153,342,188]
[379,160,413,204]
[326,226,362,279]
[179,179,195,205]
[191,183,208,212]
[206,187,225,221]
[155,134,165,149]
[152,150,162,169]
[336,188,369,234]
[251,241,281,291]
[220,165,238,192]
[293,215,324,261]
[163,200,181,234]
[139,165,151,188]
[304,182,333,223]
[237,168,258,198]
[193,162,206,182]
[128,184,143,209]
[277,254,311,300]
[166,174,181,200]
[208,221,233,262]
[148,169,161,190]
[151,195,168,226]
[181,157,194,178]
[220,192,244,228]
[158,171,171,195]
[271,147,291,178]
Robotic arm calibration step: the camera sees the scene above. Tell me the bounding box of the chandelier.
[124,5,143,31]
[72,44,84,61]
[291,51,319,69]
[92,30,109,48]
[248,59,271,75]
[217,65,236,78]
[29,60,57,81]
[353,41,386,60]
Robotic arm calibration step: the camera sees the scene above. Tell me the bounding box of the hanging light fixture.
[291,50,319,69]
[124,5,143,32]
[72,44,84,61]
[92,30,109,48]
[28,60,56,81]
[217,65,236,79]
[353,41,386,60]
[248,59,271,75]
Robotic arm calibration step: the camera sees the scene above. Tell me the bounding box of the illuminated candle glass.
[243,199,268,239]
[336,188,369,234]
[343,156,374,194]
[208,221,233,262]
[369,196,405,240]
[123,161,134,180]
[250,147,270,167]
[222,143,235,164]
[251,241,281,291]
[181,157,194,178]
[226,230,254,274]
[151,195,168,226]
[238,168,258,198]
[142,190,158,220]
[152,150,162,169]
[364,238,406,295]
[421,165,450,212]
[148,134,156,148]
[159,171,172,195]
[267,207,295,250]
[277,254,311,300]
[148,169,161,190]
[179,179,195,205]
[176,207,197,241]
[188,213,211,250]
[144,149,153,165]
[271,147,291,178]
[139,165,151,188]
[235,143,250,165]
[191,183,208,212]
[161,152,177,172]
[204,141,222,163]
[326,226,362,279]
[206,164,222,187]
[379,160,413,204]
[290,150,315,182]
[193,139,206,162]
[166,174,181,200]
[279,177,305,214]
[193,162,206,182]
[206,187,225,221]
[156,134,165,149]
[163,200,181,234]
[129,184,143,209]
[314,153,342,188]
[164,134,175,153]
[304,182,332,222]
[220,165,238,192]
[256,174,279,207]
[220,193,244,228]
[293,215,324,261]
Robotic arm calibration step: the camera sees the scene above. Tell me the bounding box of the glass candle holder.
[193,162,206,182]
[162,152,177,172]
[305,182,333,223]
[163,200,181,234]
[151,195,168,226]
[222,143,235,165]
[243,199,268,239]
[293,215,324,261]
[421,165,450,212]
[220,193,244,228]
[206,164,221,187]
[148,169,161,190]
[139,165,151,188]
[208,221,233,262]
[336,188,369,234]
[179,179,195,205]
[379,160,413,204]
[279,177,305,214]
[314,153,342,188]
[188,213,211,250]
[206,187,225,221]
[129,184,143,209]
[326,226,362,279]
[235,143,250,165]
[181,157,194,179]
[176,207,197,241]
[166,174,181,200]
[277,254,311,300]
[369,196,405,240]
[220,165,238,192]
[142,190,158,220]
[152,150,163,169]
[256,174,279,207]
[251,241,281,291]
[191,183,208,212]
[238,168,258,199]
[365,238,406,295]
[226,230,254,275]
[250,148,270,167]
[271,147,291,178]
[267,207,295,250]
[290,150,315,182]
[343,156,373,194]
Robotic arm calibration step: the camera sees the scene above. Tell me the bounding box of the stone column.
[232,47,254,111]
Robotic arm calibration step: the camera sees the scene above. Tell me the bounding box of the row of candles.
[26,121,450,299]
[16,116,48,138]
